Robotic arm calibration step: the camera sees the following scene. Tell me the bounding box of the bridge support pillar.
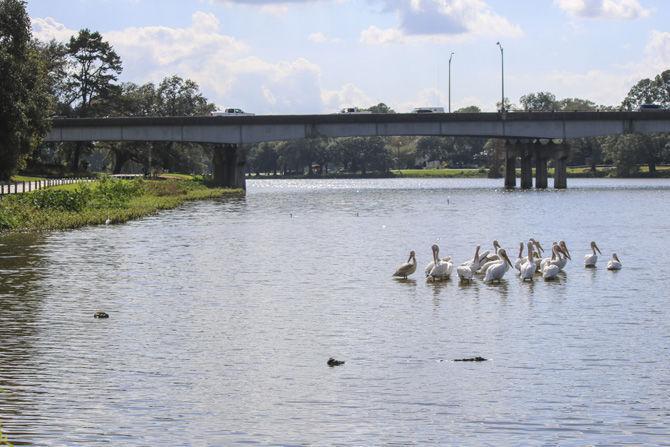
[504,140,517,189]
[535,143,548,189]
[212,144,246,190]
[520,142,533,189]
[554,141,569,189]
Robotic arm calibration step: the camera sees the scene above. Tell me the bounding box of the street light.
[496,41,505,113]
[448,52,454,113]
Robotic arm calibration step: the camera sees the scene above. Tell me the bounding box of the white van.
[212,108,255,116]
[412,107,445,113]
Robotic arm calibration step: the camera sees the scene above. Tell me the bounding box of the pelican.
[427,245,452,281]
[541,242,570,271]
[513,242,525,271]
[607,253,622,270]
[584,241,602,267]
[483,248,513,282]
[542,245,562,280]
[457,245,481,282]
[393,251,417,279]
[530,239,544,271]
[482,240,502,262]
[519,242,536,281]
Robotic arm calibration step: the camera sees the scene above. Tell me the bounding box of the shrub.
[22,187,91,212]
[90,176,142,208]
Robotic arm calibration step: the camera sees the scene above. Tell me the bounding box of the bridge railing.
[0,178,94,197]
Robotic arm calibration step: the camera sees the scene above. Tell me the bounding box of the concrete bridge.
[46,111,670,190]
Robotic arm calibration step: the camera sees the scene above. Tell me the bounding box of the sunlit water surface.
[1,178,669,446]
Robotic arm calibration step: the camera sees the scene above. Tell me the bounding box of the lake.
[1,178,669,445]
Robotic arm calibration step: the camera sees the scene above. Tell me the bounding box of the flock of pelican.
[393,240,623,282]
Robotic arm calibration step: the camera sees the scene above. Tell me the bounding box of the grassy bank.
[0,177,242,233]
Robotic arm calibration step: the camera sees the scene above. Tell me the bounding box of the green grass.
[0,177,242,233]
[10,175,46,182]
[391,168,488,178]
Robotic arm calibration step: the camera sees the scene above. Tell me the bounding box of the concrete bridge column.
[554,141,569,189]
[504,140,517,189]
[212,144,247,190]
[520,142,533,189]
[534,143,548,189]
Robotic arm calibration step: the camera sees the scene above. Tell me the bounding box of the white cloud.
[31,16,77,42]
[644,30,670,73]
[30,13,330,114]
[361,0,522,45]
[553,0,650,20]
[321,83,373,111]
[308,32,342,44]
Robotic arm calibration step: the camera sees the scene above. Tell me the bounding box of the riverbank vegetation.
[0,177,241,233]
[1,0,669,183]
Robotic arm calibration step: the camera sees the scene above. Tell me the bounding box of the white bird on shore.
[483,248,513,282]
[457,245,481,282]
[105,217,111,225]
[427,245,452,281]
[519,241,536,281]
[607,253,623,270]
[393,251,417,279]
[584,241,602,267]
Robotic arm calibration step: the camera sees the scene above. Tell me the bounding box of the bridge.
[46,111,670,190]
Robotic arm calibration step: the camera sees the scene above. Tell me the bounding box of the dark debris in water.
[327,357,345,367]
[94,312,109,319]
[453,356,487,362]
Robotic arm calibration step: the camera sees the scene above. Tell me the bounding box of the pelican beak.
[536,241,544,253]
[562,245,572,260]
[595,244,602,255]
[503,253,513,268]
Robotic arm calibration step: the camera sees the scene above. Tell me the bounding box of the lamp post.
[448,52,454,113]
[496,41,505,113]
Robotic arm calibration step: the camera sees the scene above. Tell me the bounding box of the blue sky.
[28,0,670,114]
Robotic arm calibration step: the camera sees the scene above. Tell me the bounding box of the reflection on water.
[1,178,669,445]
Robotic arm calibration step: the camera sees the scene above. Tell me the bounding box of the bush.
[22,187,91,212]
[90,176,142,208]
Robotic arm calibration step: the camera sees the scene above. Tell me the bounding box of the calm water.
[1,178,669,446]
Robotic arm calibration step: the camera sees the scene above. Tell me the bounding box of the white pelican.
[513,242,525,271]
[424,244,451,275]
[542,245,562,280]
[584,241,602,267]
[393,251,417,279]
[483,248,513,282]
[427,245,453,281]
[541,242,570,271]
[607,253,622,270]
[457,245,481,282]
[482,240,502,262]
[519,242,536,281]
[530,239,544,271]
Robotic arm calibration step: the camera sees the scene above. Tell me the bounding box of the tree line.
[1,0,669,181]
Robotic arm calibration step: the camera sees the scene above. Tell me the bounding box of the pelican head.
[431,244,439,262]
[612,253,621,263]
[526,241,534,256]
[498,248,513,268]
[590,241,602,255]
[408,250,416,261]
[493,240,501,251]
[559,241,571,260]
[530,238,544,254]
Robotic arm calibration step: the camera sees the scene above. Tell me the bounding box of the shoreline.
[0,178,242,235]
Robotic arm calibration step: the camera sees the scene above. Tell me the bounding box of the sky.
[27,0,670,114]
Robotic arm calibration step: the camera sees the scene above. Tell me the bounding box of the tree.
[519,91,558,111]
[601,134,642,177]
[455,105,481,113]
[557,97,598,112]
[0,0,53,180]
[63,29,122,171]
[367,102,395,113]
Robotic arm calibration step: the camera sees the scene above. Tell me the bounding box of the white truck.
[212,108,255,116]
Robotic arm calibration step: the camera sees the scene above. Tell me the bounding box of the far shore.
[244,165,670,180]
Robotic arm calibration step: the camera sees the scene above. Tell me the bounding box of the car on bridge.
[412,107,445,113]
[212,108,255,116]
[339,107,372,114]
